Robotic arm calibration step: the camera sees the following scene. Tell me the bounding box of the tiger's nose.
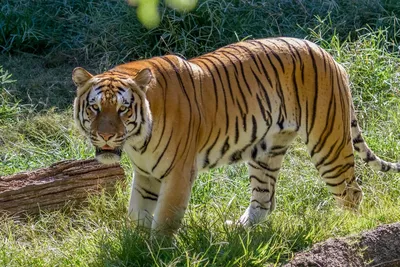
[99,133,115,141]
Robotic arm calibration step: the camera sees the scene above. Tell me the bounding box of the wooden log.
[0,159,125,215]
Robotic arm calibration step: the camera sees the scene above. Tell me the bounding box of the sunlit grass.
[1,21,400,267]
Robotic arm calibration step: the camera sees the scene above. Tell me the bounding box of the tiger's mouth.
[95,147,122,155]
[95,147,122,164]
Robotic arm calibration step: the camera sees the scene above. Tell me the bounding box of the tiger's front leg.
[151,165,197,235]
[128,172,161,228]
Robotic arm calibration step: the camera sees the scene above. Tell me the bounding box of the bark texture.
[0,159,125,215]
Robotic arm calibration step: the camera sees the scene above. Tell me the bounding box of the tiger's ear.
[134,68,153,91]
[72,67,93,87]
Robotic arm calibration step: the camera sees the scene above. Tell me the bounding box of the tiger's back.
[190,38,352,171]
[73,37,399,235]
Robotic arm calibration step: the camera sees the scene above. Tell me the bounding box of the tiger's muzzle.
[95,146,123,165]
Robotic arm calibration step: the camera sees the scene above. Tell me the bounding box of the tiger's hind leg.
[306,134,363,210]
[239,131,297,227]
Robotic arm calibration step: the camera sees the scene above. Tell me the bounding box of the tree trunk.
[0,159,125,215]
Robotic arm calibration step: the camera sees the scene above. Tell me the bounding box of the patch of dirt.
[285,223,400,267]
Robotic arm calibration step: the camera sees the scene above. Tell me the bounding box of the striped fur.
[72,37,399,235]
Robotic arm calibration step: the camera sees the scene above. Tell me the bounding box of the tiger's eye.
[89,104,99,111]
[119,106,127,112]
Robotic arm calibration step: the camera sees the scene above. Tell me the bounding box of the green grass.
[1,1,400,265]
[2,0,400,110]
[2,0,400,62]
[1,27,400,266]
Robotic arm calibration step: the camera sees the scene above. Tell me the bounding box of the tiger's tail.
[351,106,400,172]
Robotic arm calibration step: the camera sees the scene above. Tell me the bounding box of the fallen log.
[0,159,125,215]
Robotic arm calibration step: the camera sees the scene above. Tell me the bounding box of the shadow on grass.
[95,213,317,267]
[0,53,90,111]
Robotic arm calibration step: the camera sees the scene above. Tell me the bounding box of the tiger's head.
[72,67,153,164]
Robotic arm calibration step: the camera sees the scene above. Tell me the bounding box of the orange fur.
[73,37,399,235]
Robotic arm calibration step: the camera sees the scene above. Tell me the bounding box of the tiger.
[72,37,400,235]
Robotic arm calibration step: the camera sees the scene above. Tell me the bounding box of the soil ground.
[286,223,400,267]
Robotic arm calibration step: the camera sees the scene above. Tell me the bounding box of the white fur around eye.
[89,103,100,112]
[119,105,130,115]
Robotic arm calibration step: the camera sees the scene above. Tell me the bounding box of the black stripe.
[207,55,235,104]
[141,187,159,198]
[276,38,302,130]
[231,45,262,74]
[251,147,258,160]
[259,45,286,121]
[320,65,351,168]
[252,187,270,193]
[219,51,239,75]
[285,38,306,83]
[79,92,90,132]
[253,205,269,210]
[116,86,127,94]
[251,199,270,206]
[135,187,158,201]
[381,163,391,172]
[249,40,274,88]
[352,134,364,144]
[323,163,354,179]
[263,40,285,73]
[260,141,267,151]
[202,58,230,134]
[238,103,247,132]
[255,161,280,173]
[305,41,319,140]
[251,115,257,142]
[196,58,221,119]
[365,150,377,162]
[199,128,214,152]
[132,162,150,175]
[234,116,240,144]
[310,80,336,157]
[250,175,268,184]
[203,130,221,168]
[149,61,169,153]
[139,123,153,153]
[269,149,288,157]
[221,136,230,156]
[182,60,203,162]
[223,50,253,96]
[248,162,261,170]
[152,130,174,172]
[332,191,346,197]
[160,140,182,179]
[229,150,242,163]
[221,54,249,113]
[160,57,193,166]
[321,164,347,177]
[314,63,349,169]
[256,94,268,123]
[315,140,339,169]
[250,68,272,112]
[135,188,157,201]
[325,179,346,187]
